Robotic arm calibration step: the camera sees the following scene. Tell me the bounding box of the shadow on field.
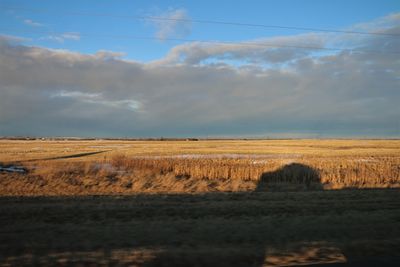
[21,150,110,163]
[256,163,323,192]
[1,164,400,266]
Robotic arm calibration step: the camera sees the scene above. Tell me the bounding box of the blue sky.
[1,0,399,61]
[0,1,399,137]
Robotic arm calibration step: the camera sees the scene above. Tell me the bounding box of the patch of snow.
[132,154,302,160]
[251,160,268,165]
[88,145,131,148]
[0,166,27,173]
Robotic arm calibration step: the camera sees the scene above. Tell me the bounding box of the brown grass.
[1,139,400,162]
[110,155,400,187]
[1,139,399,195]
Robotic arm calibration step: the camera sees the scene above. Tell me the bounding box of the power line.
[1,28,399,55]
[1,5,399,38]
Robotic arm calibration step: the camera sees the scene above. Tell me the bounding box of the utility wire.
[1,28,399,55]
[1,5,399,37]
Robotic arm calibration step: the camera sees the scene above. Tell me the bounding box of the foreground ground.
[0,139,399,266]
[1,190,400,266]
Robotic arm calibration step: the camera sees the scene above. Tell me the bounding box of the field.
[0,139,400,266]
[1,139,400,195]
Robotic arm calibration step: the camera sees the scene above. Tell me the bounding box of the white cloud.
[61,32,80,40]
[147,8,192,40]
[51,90,141,111]
[149,33,328,66]
[23,19,43,27]
[0,34,31,43]
[42,32,81,43]
[0,13,399,137]
[95,50,126,60]
[150,12,400,67]
[349,12,400,33]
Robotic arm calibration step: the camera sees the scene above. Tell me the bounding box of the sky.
[0,0,399,138]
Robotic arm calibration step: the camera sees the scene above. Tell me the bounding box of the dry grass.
[1,139,399,162]
[0,139,399,195]
[109,155,400,188]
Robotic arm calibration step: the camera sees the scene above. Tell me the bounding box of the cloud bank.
[0,14,399,137]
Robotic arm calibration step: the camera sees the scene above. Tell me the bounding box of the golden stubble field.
[1,139,400,161]
[0,139,399,195]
